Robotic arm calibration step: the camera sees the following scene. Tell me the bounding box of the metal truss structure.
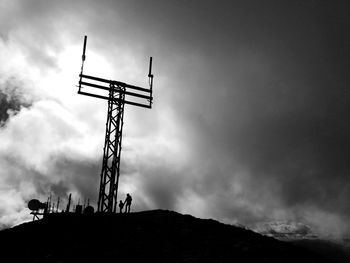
[77,36,154,212]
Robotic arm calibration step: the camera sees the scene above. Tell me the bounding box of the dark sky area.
[0,0,350,238]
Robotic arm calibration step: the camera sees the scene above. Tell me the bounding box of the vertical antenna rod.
[79,35,87,92]
[148,57,153,77]
[148,57,154,103]
[82,35,87,62]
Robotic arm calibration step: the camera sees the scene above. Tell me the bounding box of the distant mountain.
[257,220,318,240]
[256,220,350,263]
[0,210,340,262]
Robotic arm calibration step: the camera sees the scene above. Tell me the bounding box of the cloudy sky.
[0,0,350,238]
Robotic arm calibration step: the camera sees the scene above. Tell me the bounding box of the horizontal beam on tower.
[79,81,152,100]
[80,74,152,93]
[78,90,152,108]
[79,73,153,108]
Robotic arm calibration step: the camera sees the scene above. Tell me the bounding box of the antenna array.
[77,36,154,212]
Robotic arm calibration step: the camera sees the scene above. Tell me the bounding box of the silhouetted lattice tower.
[77,36,154,213]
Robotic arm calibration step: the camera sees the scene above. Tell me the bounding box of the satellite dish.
[28,199,40,211]
[28,199,46,211]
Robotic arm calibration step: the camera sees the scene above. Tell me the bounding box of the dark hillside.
[292,239,350,263]
[0,210,337,262]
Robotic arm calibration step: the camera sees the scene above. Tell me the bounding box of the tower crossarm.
[78,73,153,108]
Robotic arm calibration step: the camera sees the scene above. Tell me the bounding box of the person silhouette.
[124,193,132,213]
[118,200,124,213]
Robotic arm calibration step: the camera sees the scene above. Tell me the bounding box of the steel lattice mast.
[77,36,154,213]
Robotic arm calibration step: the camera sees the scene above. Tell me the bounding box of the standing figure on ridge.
[124,193,132,213]
[118,200,124,213]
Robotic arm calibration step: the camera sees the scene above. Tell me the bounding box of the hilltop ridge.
[0,210,337,262]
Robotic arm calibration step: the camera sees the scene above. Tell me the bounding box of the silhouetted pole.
[66,193,72,213]
[77,36,154,213]
[56,197,60,212]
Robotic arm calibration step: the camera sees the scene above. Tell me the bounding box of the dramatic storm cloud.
[1,0,350,239]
